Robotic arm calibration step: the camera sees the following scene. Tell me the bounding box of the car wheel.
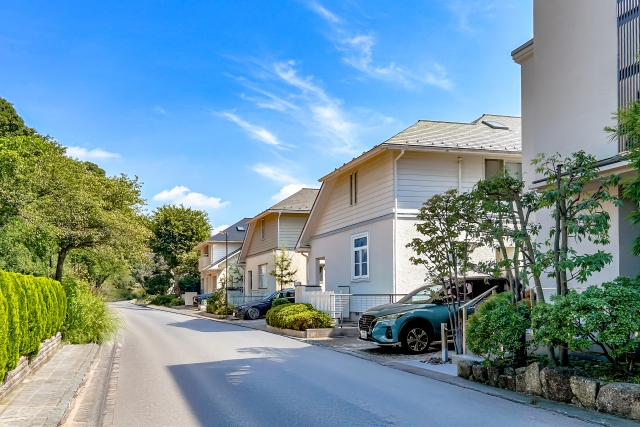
[246,307,260,320]
[400,325,432,354]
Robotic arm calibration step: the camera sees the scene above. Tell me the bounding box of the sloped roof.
[205,218,251,242]
[210,247,241,266]
[382,114,521,152]
[269,188,319,212]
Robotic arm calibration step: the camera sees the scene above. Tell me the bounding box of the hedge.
[0,271,66,382]
[271,298,291,308]
[265,303,332,331]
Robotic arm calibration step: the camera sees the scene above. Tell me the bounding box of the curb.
[135,302,632,426]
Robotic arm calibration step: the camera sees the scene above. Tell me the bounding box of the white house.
[295,114,522,314]
[238,188,319,294]
[196,218,250,294]
[511,0,640,296]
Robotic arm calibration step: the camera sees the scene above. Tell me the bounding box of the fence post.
[441,323,448,362]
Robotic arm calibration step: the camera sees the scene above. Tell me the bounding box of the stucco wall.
[243,250,307,294]
[307,217,393,295]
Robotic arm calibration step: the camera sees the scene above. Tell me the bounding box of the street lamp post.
[220,230,228,313]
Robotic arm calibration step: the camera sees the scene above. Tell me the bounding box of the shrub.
[531,276,640,373]
[265,303,332,331]
[149,294,175,306]
[205,289,233,315]
[467,292,531,361]
[271,298,291,308]
[170,297,185,306]
[61,277,119,344]
[1,273,21,372]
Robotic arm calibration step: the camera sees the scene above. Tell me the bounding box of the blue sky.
[0,1,532,231]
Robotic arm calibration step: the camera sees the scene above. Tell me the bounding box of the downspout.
[458,157,463,193]
[393,149,406,295]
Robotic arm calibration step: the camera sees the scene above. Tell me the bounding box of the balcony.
[198,254,210,270]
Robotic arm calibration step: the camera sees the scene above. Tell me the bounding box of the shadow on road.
[166,318,256,333]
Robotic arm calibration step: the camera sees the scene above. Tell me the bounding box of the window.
[350,171,358,205]
[247,271,253,289]
[505,162,522,180]
[236,226,245,231]
[259,264,267,288]
[351,231,369,280]
[260,218,265,240]
[484,159,504,179]
[317,258,325,285]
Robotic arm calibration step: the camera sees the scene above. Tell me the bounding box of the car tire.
[400,325,432,354]
[246,307,260,320]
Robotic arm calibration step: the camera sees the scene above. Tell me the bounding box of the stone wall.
[0,333,62,401]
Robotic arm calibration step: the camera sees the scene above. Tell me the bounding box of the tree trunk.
[55,247,71,282]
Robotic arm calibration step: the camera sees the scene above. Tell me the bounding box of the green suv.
[358,277,508,353]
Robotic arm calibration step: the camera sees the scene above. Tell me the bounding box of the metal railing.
[228,294,268,306]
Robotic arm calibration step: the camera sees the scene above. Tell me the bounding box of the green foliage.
[467,293,531,361]
[170,297,185,306]
[61,277,119,344]
[149,205,211,270]
[265,303,332,331]
[178,276,200,293]
[269,245,298,291]
[0,97,36,137]
[0,273,21,371]
[271,298,291,308]
[531,276,640,373]
[149,294,175,306]
[204,289,233,315]
[0,283,8,382]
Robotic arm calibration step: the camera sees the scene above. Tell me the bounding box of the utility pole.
[220,230,229,313]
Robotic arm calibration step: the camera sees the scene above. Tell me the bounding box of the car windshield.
[265,292,278,301]
[398,284,444,304]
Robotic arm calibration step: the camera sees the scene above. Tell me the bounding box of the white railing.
[296,289,406,321]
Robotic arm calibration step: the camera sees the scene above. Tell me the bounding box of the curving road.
[110,302,590,427]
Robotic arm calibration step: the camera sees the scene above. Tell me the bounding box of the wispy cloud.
[307,2,454,90]
[221,112,283,147]
[447,1,504,32]
[271,183,308,202]
[252,164,297,184]
[212,224,230,234]
[153,186,229,209]
[66,146,120,160]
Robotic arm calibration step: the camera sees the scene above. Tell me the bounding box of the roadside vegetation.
[265,303,332,331]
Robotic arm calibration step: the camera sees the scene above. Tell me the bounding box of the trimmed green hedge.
[0,271,66,382]
[271,298,291,308]
[265,303,332,331]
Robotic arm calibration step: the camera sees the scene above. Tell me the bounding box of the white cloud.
[153,186,229,209]
[307,1,340,23]
[66,146,120,160]
[221,112,283,147]
[211,224,230,235]
[422,63,454,90]
[271,183,309,202]
[252,164,297,184]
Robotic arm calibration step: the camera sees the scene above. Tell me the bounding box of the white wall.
[307,217,394,295]
[243,250,307,294]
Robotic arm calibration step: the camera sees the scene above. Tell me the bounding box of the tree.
[0,98,36,138]
[269,245,298,291]
[406,190,483,355]
[533,151,620,366]
[220,264,244,289]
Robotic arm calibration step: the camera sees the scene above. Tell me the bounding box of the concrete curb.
[137,302,632,426]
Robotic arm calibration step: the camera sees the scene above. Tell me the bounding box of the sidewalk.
[0,344,98,427]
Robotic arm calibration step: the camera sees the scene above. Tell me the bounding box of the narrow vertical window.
[259,264,267,288]
[261,218,265,240]
[350,173,353,205]
[349,171,358,206]
[351,231,369,280]
[248,271,252,289]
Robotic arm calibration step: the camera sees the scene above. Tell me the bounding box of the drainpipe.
[458,157,463,193]
[393,149,406,295]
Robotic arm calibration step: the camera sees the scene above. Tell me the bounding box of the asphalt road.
[111,302,590,427]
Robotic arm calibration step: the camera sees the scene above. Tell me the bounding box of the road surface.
[111,302,590,427]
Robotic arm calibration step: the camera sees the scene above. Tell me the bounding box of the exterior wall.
[396,151,521,211]
[306,217,394,295]
[279,213,308,249]
[243,250,307,294]
[247,213,278,257]
[525,0,618,184]
[314,152,394,236]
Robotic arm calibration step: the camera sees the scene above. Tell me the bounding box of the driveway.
[110,302,592,427]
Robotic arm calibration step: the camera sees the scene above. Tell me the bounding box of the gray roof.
[269,188,319,212]
[382,114,521,153]
[206,218,251,242]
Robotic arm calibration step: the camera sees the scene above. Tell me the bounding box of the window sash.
[351,232,369,280]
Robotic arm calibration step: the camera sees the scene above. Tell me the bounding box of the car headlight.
[376,312,407,322]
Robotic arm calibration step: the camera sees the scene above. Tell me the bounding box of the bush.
[205,289,233,315]
[467,292,531,361]
[170,297,185,306]
[271,298,291,308]
[149,294,175,306]
[531,276,640,373]
[265,303,332,331]
[61,277,119,345]
[0,271,68,381]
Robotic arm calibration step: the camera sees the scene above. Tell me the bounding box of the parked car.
[232,289,295,320]
[194,293,214,308]
[358,276,508,354]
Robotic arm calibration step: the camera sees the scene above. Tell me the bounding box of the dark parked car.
[233,289,295,320]
[193,293,214,308]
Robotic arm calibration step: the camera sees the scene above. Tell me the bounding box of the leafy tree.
[533,151,620,366]
[131,254,171,295]
[269,245,298,291]
[0,97,36,137]
[220,263,244,289]
[406,190,482,354]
